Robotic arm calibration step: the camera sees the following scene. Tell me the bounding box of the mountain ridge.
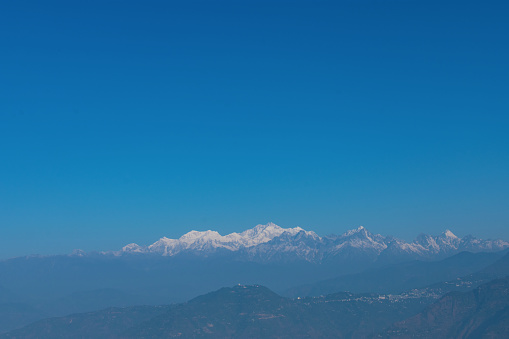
[0,283,435,339]
[107,223,508,263]
[5,276,509,339]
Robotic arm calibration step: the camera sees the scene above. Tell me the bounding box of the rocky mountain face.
[114,223,509,264]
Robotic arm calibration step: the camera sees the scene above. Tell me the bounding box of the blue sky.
[1,0,508,258]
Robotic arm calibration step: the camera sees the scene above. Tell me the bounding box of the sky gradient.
[1,0,508,258]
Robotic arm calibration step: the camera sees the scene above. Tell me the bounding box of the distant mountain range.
[1,223,508,335]
[111,223,509,263]
[285,250,508,297]
[4,276,509,339]
[0,284,434,339]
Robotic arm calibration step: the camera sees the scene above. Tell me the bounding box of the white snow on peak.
[122,243,144,253]
[114,223,509,261]
[329,226,388,254]
[235,223,304,245]
[179,230,222,244]
[342,226,367,237]
[145,223,308,256]
[443,230,458,239]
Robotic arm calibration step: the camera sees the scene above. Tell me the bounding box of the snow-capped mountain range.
[114,223,509,263]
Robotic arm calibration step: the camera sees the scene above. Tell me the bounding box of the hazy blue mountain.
[0,255,333,305]
[0,305,171,339]
[285,250,506,297]
[1,285,435,339]
[380,277,509,338]
[38,288,147,317]
[479,248,509,277]
[5,277,509,338]
[0,255,334,333]
[0,288,149,333]
[0,303,48,334]
[419,249,509,295]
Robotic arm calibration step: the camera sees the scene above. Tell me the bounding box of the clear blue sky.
[1,0,508,258]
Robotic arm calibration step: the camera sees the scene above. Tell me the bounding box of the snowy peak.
[235,222,302,246]
[339,226,386,243]
[114,224,509,263]
[179,230,222,244]
[131,223,310,256]
[413,230,463,254]
[332,226,387,254]
[122,243,144,253]
[342,226,367,237]
[441,229,458,239]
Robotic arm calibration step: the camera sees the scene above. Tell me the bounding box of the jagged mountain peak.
[342,225,367,237]
[441,229,458,239]
[179,230,222,243]
[330,226,388,255]
[339,226,386,241]
[115,223,509,263]
[239,222,297,239]
[124,223,310,256]
[122,243,144,253]
[252,222,281,231]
